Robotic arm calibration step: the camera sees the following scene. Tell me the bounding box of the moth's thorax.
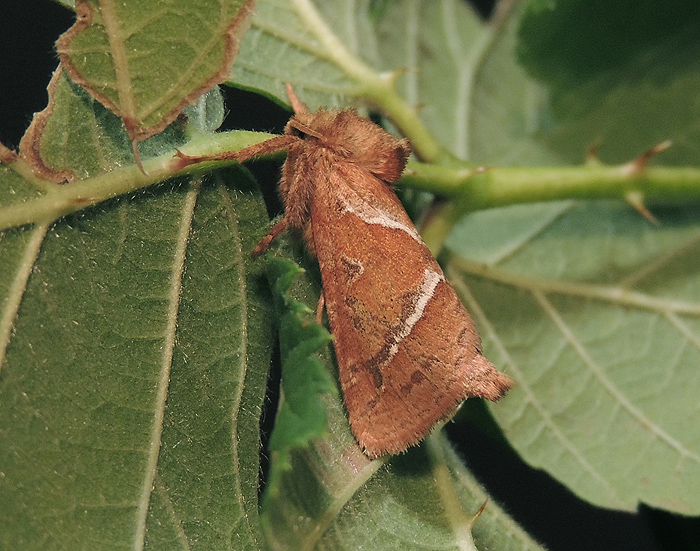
[285,109,411,183]
[278,107,412,256]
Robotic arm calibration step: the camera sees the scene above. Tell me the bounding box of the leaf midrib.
[132,184,199,550]
[0,224,48,376]
[100,0,137,122]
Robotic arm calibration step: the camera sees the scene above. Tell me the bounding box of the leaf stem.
[3,131,698,233]
[363,77,457,165]
[419,202,462,256]
[290,0,453,164]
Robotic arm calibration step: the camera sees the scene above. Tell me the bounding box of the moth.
[177,85,513,458]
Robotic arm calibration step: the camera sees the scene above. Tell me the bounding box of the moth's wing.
[311,163,512,458]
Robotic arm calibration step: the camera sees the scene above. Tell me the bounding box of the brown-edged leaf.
[56,0,255,142]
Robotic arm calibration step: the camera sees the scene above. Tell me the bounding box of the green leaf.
[19,68,193,181]
[234,0,380,110]
[0,175,274,549]
[517,0,700,88]
[516,0,700,165]
[259,255,336,530]
[373,0,488,158]
[2,69,228,230]
[344,0,700,514]
[1,46,274,549]
[232,0,700,516]
[56,0,255,141]
[146,170,274,550]
[265,256,336,454]
[372,0,556,165]
[5,0,700,546]
[431,0,700,514]
[447,201,700,514]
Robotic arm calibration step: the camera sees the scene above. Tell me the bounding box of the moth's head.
[285,109,411,183]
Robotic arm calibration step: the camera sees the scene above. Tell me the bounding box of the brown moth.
[177,85,513,458]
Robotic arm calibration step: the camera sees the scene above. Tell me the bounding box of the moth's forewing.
[311,162,512,458]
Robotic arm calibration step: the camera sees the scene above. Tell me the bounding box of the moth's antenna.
[285,83,308,114]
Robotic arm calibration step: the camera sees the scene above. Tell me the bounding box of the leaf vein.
[533,290,700,464]
[300,456,385,551]
[620,232,700,288]
[449,272,626,505]
[153,473,192,551]
[0,223,48,376]
[454,257,700,315]
[100,0,137,120]
[403,0,420,106]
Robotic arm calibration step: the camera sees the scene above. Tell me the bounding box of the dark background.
[1,2,698,550]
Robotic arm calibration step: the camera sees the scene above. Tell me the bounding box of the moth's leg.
[315,292,325,325]
[251,217,290,258]
[174,135,297,169]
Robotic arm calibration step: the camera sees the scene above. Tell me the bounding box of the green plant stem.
[3,129,699,232]
[289,0,454,165]
[0,131,274,231]
[419,203,462,256]
[402,161,700,211]
[363,78,457,165]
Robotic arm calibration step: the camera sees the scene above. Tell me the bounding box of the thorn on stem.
[585,141,601,164]
[382,66,418,85]
[626,191,659,225]
[622,140,672,175]
[173,149,203,170]
[172,148,237,171]
[131,139,147,176]
[72,196,96,206]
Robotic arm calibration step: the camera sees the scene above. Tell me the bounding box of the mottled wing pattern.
[311,162,512,458]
